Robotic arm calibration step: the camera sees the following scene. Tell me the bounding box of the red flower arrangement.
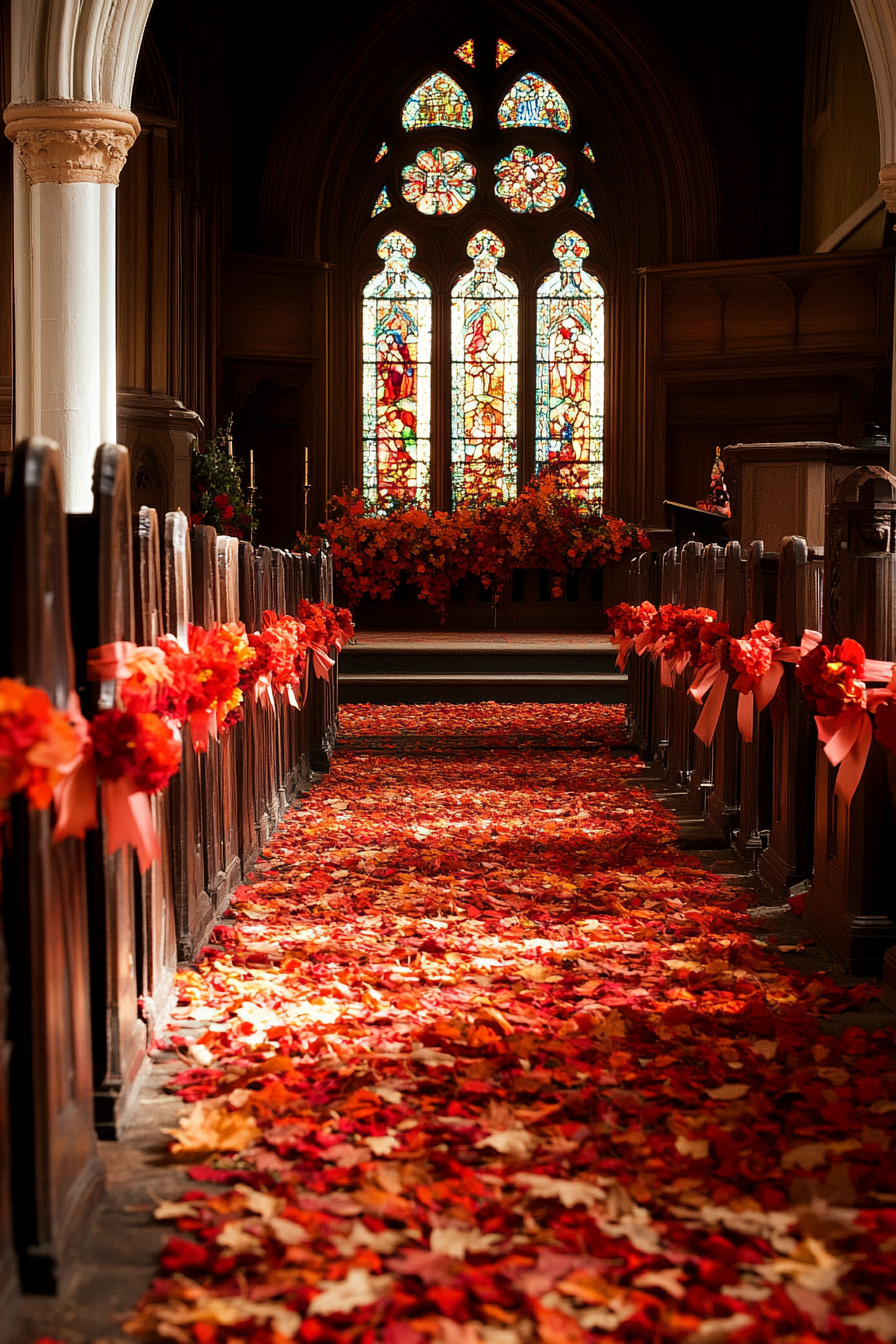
[605,601,657,670]
[90,709,182,795]
[795,638,868,717]
[0,677,80,813]
[312,471,648,619]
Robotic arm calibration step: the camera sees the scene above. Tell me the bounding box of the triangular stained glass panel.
[496,38,516,67]
[575,189,595,216]
[372,187,391,216]
[582,142,595,162]
[497,74,570,131]
[402,73,473,131]
[375,142,388,163]
[455,38,475,66]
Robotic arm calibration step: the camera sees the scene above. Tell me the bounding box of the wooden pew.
[216,536,242,894]
[666,540,702,787]
[705,542,746,840]
[254,546,280,839]
[68,443,149,1138]
[163,511,213,960]
[133,507,177,1042]
[655,547,679,769]
[687,544,725,811]
[2,439,103,1289]
[807,467,896,973]
[238,540,261,867]
[732,542,778,865]
[757,537,823,899]
[191,525,226,912]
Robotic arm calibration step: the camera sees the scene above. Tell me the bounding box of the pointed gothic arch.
[259,1,719,520]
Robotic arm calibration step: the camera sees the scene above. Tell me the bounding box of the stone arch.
[10,0,154,107]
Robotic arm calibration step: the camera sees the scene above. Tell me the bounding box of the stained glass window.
[496,38,516,67]
[455,38,474,66]
[495,146,566,213]
[362,233,432,507]
[402,73,473,131]
[372,187,391,216]
[582,143,595,162]
[451,231,519,506]
[402,147,475,215]
[536,232,604,499]
[575,189,594,217]
[375,142,388,163]
[497,73,570,131]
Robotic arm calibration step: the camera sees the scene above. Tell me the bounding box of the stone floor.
[9,746,893,1343]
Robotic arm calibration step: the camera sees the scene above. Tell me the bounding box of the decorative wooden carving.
[705,542,746,838]
[758,538,823,897]
[3,438,102,1291]
[133,508,176,1041]
[808,467,896,973]
[732,542,778,865]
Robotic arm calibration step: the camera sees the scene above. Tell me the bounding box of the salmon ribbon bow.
[690,622,804,746]
[796,634,894,805]
[51,642,167,874]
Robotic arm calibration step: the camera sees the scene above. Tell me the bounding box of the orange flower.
[0,677,80,810]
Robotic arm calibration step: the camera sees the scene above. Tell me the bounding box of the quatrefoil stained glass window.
[362,51,603,508]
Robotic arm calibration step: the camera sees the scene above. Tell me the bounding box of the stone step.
[341,646,620,678]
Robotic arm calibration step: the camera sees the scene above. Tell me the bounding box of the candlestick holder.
[248,484,257,545]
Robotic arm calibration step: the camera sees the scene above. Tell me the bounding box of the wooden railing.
[625,463,896,1002]
[0,438,338,1301]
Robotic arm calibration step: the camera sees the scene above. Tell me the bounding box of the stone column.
[880,165,896,476]
[3,101,139,512]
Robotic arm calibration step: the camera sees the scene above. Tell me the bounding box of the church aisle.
[127,705,896,1344]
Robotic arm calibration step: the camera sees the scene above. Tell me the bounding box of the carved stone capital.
[879,162,896,215]
[3,100,140,185]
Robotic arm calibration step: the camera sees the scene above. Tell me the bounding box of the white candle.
[249,449,255,488]
[304,444,309,488]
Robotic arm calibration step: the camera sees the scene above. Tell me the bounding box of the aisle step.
[339,638,626,704]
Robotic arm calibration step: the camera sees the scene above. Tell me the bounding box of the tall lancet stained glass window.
[451,231,519,506]
[536,232,604,499]
[362,233,432,507]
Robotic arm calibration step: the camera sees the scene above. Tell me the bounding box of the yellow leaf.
[163,1100,261,1153]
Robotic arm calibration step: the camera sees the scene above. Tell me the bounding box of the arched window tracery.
[362,232,432,506]
[451,231,518,506]
[362,42,604,510]
[536,232,605,499]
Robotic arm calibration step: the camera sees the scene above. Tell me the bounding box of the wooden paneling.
[640,251,894,528]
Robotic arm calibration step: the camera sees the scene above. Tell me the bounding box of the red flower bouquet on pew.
[0,678,80,814]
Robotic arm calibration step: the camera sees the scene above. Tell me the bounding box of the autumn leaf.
[307,1268,396,1315]
[163,1100,261,1153]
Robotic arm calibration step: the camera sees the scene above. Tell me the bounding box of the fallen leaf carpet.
[128,703,896,1344]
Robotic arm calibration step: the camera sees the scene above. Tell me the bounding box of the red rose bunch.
[656,605,718,670]
[0,677,80,812]
[694,618,731,667]
[296,599,330,649]
[605,601,657,640]
[89,708,181,795]
[795,638,868,717]
[249,612,306,697]
[724,619,783,693]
